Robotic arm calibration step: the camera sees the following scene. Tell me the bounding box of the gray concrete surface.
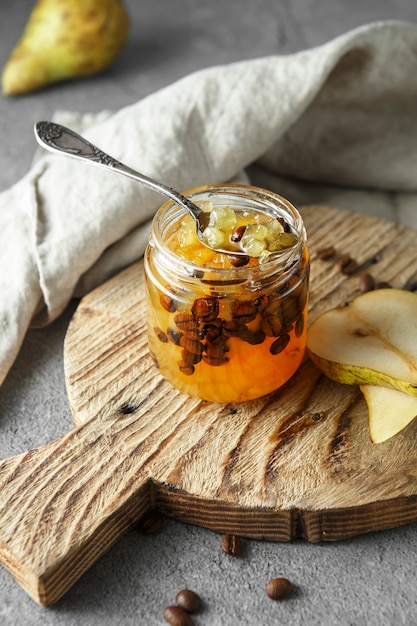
[1,1,417,625]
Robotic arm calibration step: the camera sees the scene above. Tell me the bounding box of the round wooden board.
[64,205,417,543]
[2,205,417,607]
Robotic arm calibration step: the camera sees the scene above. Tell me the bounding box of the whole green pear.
[2,0,129,96]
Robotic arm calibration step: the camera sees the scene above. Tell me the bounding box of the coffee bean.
[294,314,304,337]
[180,337,204,358]
[296,278,309,310]
[260,314,283,337]
[205,335,229,360]
[160,293,177,313]
[191,297,219,322]
[265,577,293,600]
[202,353,229,366]
[167,328,183,346]
[230,225,246,242]
[231,300,258,323]
[316,246,336,260]
[270,334,290,355]
[175,589,202,614]
[203,320,223,342]
[221,534,242,555]
[181,348,202,366]
[174,313,199,333]
[262,295,282,318]
[337,254,358,275]
[277,217,292,233]
[162,605,194,626]
[240,328,266,345]
[222,320,247,337]
[375,281,392,289]
[229,254,250,267]
[281,296,300,325]
[178,360,195,376]
[154,327,168,343]
[359,272,375,292]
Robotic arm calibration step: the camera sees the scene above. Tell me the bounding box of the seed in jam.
[230,225,246,242]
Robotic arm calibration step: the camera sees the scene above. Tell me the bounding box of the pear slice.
[307,288,417,396]
[360,385,417,443]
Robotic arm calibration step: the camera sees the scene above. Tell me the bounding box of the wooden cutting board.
[1,205,417,607]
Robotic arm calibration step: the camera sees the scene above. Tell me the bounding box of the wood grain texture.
[1,205,417,606]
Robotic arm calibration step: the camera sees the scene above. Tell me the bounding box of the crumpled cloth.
[1,20,417,386]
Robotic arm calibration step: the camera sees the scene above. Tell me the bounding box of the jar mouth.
[149,184,307,285]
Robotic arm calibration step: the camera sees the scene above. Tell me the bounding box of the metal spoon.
[34,120,253,257]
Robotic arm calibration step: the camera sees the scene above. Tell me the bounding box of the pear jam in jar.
[144,184,309,402]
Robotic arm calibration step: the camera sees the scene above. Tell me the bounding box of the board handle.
[0,414,151,606]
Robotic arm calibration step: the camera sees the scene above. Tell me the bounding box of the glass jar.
[144,184,309,403]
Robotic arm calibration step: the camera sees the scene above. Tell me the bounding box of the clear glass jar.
[144,184,309,402]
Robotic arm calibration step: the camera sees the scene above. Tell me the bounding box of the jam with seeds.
[144,184,309,402]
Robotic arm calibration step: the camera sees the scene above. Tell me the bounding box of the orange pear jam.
[144,184,309,402]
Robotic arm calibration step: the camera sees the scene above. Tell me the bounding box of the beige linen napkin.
[1,20,417,386]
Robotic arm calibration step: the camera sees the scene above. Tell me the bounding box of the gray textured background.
[1,2,417,625]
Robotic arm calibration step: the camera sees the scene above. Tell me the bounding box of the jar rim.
[149,183,307,282]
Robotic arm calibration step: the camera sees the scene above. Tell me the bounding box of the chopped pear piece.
[361,385,417,443]
[307,289,417,396]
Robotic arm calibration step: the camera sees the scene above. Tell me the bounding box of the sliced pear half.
[361,385,417,443]
[307,289,417,397]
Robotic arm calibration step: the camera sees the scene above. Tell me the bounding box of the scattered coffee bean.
[137,511,164,535]
[175,589,202,614]
[316,246,336,260]
[221,534,243,556]
[375,281,392,289]
[337,254,358,275]
[265,577,293,600]
[359,272,375,292]
[162,605,194,626]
